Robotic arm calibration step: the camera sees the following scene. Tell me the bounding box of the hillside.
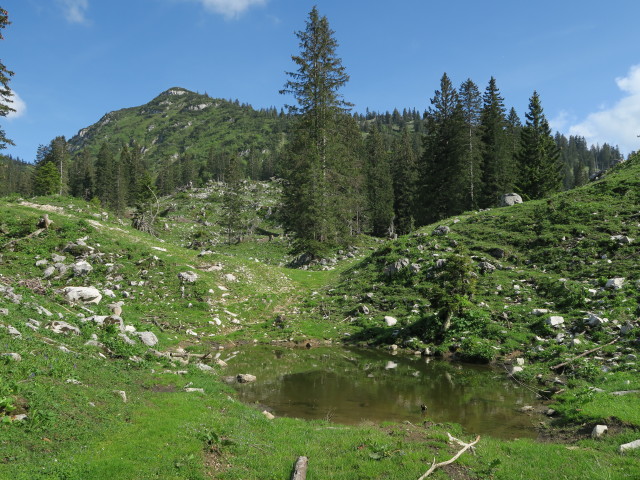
[1,154,639,478]
[67,87,288,174]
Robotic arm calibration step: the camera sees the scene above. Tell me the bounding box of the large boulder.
[500,193,523,207]
[62,287,102,305]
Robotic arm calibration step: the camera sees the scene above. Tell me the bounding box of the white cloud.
[5,90,26,120]
[569,64,640,155]
[195,0,267,19]
[549,110,571,132]
[57,0,90,25]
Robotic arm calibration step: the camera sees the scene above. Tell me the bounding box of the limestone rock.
[118,333,136,345]
[135,331,158,347]
[178,271,198,283]
[62,286,102,305]
[619,439,640,453]
[605,277,625,290]
[591,425,609,438]
[42,266,56,278]
[113,390,127,403]
[1,353,21,361]
[72,260,93,276]
[500,193,523,206]
[585,313,608,327]
[546,316,565,328]
[195,363,215,372]
[384,316,398,327]
[223,273,237,282]
[383,258,409,276]
[262,410,275,420]
[432,225,450,236]
[47,320,81,335]
[237,374,256,383]
[478,261,496,273]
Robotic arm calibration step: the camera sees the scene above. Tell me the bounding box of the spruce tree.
[70,149,95,200]
[365,125,394,237]
[392,128,418,235]
[221,156,246,244]
[280,6,355,256]
[478,77,513,207]
[458,78,483,210]
[419,73,466,223]
[516,91,562,199]
[0,8,15,150]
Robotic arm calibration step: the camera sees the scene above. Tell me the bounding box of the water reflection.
[226,346,540,439]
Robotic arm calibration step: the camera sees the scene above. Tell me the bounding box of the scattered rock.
[360,305,370,315]
[510,366,523,375]
[605,277,625,290]
[184,387,205,393]
[62,286,102,305]
[113,390,127,403]
[262,410,275,420]
[195,363,215,372]
[546,316,565,328]
[478,261,496,273]
[489,248,505,259]
[178,271,198,283]
[611,235,633,245]
[592,425,608,439]
[532,308,549,316]
[432,225,450,236]
[135,331,158,347]
[223,273,237,282]
[585,313,608,327]
[237,374,256,383]
[47,320,81,336]
[619,439,640,453]
[118,333,137,345]
[383,258,410,276]
[1,353,21,361]
[72,260,93,276]
[52,254,66,263]
[384,316,398,327]
[42,266,56,278]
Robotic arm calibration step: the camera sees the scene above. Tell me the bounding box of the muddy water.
[225,346,541,439]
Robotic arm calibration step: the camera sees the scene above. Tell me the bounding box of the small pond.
[224,346,542,439]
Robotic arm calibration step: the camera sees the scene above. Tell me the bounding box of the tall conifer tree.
[516,91,562,199]
[280,6,356,256]
[419,73,466,223]
[392,128,418,235]
[479,78,512,207]
[458,78,483,210]
[365,125,394,237]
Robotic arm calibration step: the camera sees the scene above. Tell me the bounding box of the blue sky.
[3,0,640,162]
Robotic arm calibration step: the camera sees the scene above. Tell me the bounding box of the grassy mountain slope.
[1,155,639,478]
[67,87,287,170]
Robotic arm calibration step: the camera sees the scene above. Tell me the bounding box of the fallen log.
[291,456,308,480]
[418,435,480,479]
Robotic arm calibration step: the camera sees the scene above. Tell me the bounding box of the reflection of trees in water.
[228,346,538,437]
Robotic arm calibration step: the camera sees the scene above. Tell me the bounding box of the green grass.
[2,154,640,478]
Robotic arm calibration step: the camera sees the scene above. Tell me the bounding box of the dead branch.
[418,435,480,480]
[447,432,476,455]
[550,337,620,371]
